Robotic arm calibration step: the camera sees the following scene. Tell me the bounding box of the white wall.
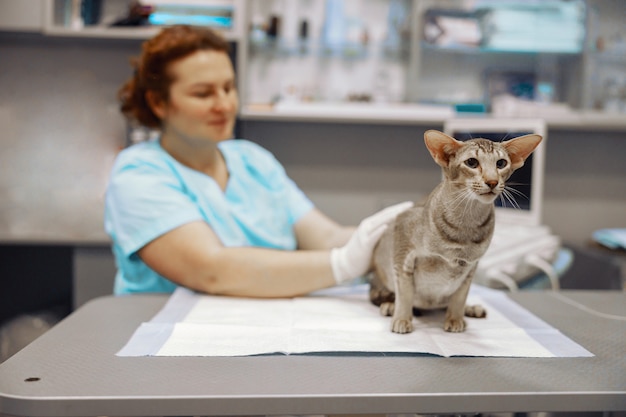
[0,34,133,242]
[240,120,626,246]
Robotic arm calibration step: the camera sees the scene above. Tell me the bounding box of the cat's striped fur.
[370,129,542,333]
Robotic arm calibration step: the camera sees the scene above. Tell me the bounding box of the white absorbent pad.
[117,285,592,358]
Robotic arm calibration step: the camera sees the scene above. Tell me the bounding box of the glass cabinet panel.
[243,0,413,108]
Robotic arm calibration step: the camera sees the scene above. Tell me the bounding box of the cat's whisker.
[447,194,474,221]
[446,187,468,205]
[501,189,521,210]
[448,197,467,215]
[505,186,529,201]
[500,188,514,206]
[461,189,477,218]
[498,191,517,209]
[500,193,514,209]
[456,191,469,215]
[449,189,473,214]
[450,189,469,205]
[498,193,507,208]
[448,196,464,212]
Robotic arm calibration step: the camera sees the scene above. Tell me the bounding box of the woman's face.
[153,49,238,145]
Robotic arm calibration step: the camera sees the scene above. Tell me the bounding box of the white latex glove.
[330,201,413,284]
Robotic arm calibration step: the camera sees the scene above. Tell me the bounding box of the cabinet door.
[0,0,44,32]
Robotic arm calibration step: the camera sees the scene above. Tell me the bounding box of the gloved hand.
[330,201,413,284]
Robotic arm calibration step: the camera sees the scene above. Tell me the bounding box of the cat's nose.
[485,180,498,190]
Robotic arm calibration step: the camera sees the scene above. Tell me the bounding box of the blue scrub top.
[104,139,314,295]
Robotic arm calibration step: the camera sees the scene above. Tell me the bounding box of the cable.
[524,254,560,290]
[485,268,519,292]
[550,292,626,321]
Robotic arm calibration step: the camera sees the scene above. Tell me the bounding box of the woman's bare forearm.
[138,221,337,298]
[193,246,336,298]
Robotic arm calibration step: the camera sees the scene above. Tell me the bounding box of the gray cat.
[370,129,542,333]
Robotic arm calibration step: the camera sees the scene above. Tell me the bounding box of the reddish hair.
[118,25,231,128]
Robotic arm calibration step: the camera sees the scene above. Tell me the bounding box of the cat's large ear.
[424,130,463,168]
[503,134,542,170]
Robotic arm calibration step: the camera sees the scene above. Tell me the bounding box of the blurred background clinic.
[0,0,624,361]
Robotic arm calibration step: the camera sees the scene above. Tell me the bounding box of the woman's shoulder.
[220,139,282,169]
[220,139,274,159]
[220,139,286,183]
[112,140,171,174]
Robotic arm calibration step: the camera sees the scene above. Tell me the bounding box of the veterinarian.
[104,25,411,297]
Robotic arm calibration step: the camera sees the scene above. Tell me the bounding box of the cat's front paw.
[380,302,394,317]
[444,317,466,333]
[464,304,487,318]
[391,318,413,334]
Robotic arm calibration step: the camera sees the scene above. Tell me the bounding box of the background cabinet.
[0,0,44,32]
[21,0,625,122]
[42,0,245,40]
[243,0,413,107]
[242,0,594,120]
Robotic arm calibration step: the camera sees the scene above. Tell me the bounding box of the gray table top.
[0,290,625,417]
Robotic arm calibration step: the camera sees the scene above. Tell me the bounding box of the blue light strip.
[149,13,232,28]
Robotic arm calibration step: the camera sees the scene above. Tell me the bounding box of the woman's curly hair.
[118,25,231,128]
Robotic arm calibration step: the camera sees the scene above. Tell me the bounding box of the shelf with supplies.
[29,0,625,127]
[241,102,454,125]
[242,0,416,115]
[42,0,246,41]
[420,1,586,56]
[420,42,583,56]
[589,50,626,65]
[584,48,626,113]
[248,37,409,61]
[240,102,626,132]
[240,0,600,124]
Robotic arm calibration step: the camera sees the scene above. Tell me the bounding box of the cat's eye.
[496,159,508,169]
[465,158,479,168]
